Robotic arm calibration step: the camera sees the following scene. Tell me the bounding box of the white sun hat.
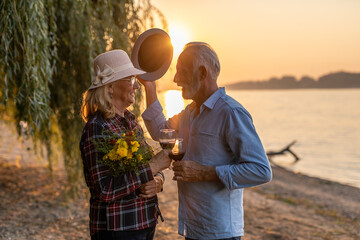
[88,50,146,90]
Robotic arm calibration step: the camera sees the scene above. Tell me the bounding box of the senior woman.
[80,50,171,240]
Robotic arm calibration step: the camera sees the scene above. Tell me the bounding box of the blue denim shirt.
[142,88,272,239]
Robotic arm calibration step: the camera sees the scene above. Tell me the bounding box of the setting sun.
[169,24,191,56]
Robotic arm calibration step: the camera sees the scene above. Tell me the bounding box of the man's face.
[174,51,201,100]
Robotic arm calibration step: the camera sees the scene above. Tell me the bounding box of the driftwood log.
[266,140,300,164]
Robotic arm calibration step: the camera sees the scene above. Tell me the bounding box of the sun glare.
[164,90,184,118]
[169,24,190,56]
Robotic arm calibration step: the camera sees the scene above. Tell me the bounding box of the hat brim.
[88,67,145,90]
[131,28,173,81]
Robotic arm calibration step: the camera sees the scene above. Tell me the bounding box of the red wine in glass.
[159,139,175,150]
[169,152,185,161]
[169,138,185,161]
[159,129,176,150]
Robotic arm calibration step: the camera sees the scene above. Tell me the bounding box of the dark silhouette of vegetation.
[0,0,167,198]
[227,71,360,90]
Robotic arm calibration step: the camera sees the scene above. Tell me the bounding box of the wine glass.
[169,138,185,161]
[159,129,176,150]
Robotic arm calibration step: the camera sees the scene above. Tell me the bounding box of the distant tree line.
[226,71,360,90]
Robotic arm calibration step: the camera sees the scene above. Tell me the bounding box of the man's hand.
[139,175,164,198]
[172,160,219,182]
[149,150,171,174]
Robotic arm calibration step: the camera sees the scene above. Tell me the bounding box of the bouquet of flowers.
[93,130,153,176]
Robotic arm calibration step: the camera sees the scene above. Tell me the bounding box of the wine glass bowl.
[159,129,176,150]
[169,138,185,161]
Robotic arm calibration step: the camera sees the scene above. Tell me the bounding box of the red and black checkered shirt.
[80,111,160,236]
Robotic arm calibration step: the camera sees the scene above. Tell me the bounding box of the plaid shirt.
[80,110,160,236]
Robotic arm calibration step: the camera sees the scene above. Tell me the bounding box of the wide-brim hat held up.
[131,28,173,81]
[88,50,145,90]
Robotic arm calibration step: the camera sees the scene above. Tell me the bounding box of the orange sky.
[151,0,360,86]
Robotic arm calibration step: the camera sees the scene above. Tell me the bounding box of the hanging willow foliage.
[0,0,167,198]
[0,0,53,134]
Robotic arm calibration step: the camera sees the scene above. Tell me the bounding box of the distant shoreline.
[225,86,360,90]
[225,71,360,90]
[161,86,360,93]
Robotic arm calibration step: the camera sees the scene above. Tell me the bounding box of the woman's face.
[110,76,140,111]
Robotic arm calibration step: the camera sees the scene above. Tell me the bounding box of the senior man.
[140,42,272,240]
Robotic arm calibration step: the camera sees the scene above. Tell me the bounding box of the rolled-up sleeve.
[216,107,272,190]
[142,100,182,140]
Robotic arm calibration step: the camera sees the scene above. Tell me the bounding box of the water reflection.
[159,90,191,119]
[164,90,184,118]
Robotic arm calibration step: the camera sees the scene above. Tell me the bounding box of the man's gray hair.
[183,42,221,79]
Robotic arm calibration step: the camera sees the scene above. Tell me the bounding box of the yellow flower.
[137,154,143,162]
[121,140,128,149]
[127,151,132,159]
[117,147,128,158]
[116,139,128,149]
[108,149,118,161]
[131,141,140,153]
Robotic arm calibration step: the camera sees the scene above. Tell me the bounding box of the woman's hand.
[137,76,156,88]
[149,150,171,174]
[139,175,164,198]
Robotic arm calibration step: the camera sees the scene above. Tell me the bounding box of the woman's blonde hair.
[80,85,115,122]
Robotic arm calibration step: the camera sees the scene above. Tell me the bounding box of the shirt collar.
[202,87,225,110]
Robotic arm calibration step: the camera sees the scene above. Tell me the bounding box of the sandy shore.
[0,122,359,239]
[156,166,360,240]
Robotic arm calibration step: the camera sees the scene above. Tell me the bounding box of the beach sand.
[0,122,359,239]
[155,166,360,240]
